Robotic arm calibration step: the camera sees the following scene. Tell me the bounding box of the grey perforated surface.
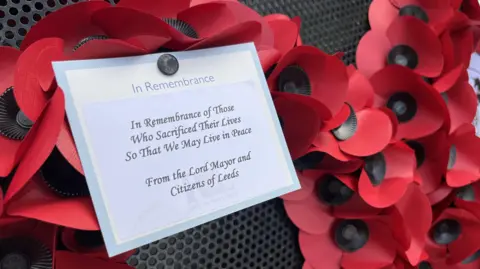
[0,0,372,268]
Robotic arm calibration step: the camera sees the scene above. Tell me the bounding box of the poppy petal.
[317,156,364,174]
[91,7,171,51]
[439,32,456,76]
[445,82,477,133]
[186,21,263,50]
[321,103,351,132]
[447,124,480,187]
[61,227,104,254]
[312,132,352,162]
[368,0,398,34]
[338,108,394,157]
[370,65,447,139]
[333,193,382,219]
[347,70,374,111]
[281,171,317,201]
[268,19,299,56]
[70,39,147,60]
[190,0,237,6]
[427,183,453,205]
[116,0,190,19]
[7,175,99,230]
[4,88,64,202]
[302,262,315,269]
[258,48,281,72]
[433,65,464,93]
[0,46,20,91]
[299,231,342,269]
[35,45,65,92]
[393,184,432,266]
[359,171,411,208]
[451,29,474,69]
[14,38,63,122]
[56,251,132,269]
[386,16,444,77]
[341,219,396,269]
[274,93,326,160]
[284,193,335,235]
[356,29,393,78]
[21,1,109,51]
[268,46,348,117]
[57,121,84,175]
[291,16,303,46]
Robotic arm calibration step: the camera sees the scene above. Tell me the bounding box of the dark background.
[0,0,372,268]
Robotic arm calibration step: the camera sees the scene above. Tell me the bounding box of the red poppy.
[358,142,416,208]
[445,124,480,188]
[298,215,397,269]
[442,12,475,70]
[0,47,30,178]
[454,182,480,220]
[0,217,56,269]
[368,0,454,35]
[282,172,382,232]
[405,130,450,195]
[459,0,480,21]
[56,251,134,269]
[267,45,349,118]
[60,227,134,263]
[428,183,454,205]
[369,65,448,140]
[357,16,443,78]
[425,207,480,265]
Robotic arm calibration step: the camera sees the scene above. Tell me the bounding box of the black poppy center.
[457,185,476,201]
[430,219,461,245]
[364,153,386,186]
[334,220,369,252]
[399,5,429,23]
[163,18,198,39]
[293,152,325,171]
[157,54,179,76]
[406,140,425,168]
[72,35,109,52]
[447,145,456,169]
[316,175,354,206]
[277,66,311,96]
[0,87,32,140]
[387,45,418,69]
[40,147,90,197]
[462,249,480,264]
[331,103,358,141]
[417,261,432,269]
[386,92,417,122]
[74,230,104,248]
[0,253,30,269]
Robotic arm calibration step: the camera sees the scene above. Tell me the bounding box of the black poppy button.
[386,92,417,122]
[387,45,419,69]
[0,87,32,140]
[0,238,52,269]
[277,66,311,96]
[157,54,179,76]
[72,35,109,52]
[399,5,429,23]
[447,145,457,169]
[40,147,90,197]
[74,230,104,248]
[406,140,425,168]
[430,219,461,245]
[293,152,325,171]
[316,175,354,206]
[462,249,480,264]
[331,103,357,141]
[417,261,432,269]
[364,153,386,186]
[334,220,369,252]
[1,253,30,269]
[457,185,475,201]
[162,18,198,39]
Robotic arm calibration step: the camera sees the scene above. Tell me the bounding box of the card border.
[52,43,300,257]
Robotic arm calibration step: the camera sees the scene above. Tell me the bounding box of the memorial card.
[52,43,300,256]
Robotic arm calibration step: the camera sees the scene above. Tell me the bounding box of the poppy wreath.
[0,0,480,268]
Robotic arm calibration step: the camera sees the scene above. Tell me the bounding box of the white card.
[52,43,300,256]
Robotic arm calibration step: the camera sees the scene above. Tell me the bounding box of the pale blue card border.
[52,43,300,257]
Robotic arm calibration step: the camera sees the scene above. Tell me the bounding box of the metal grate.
[0,0,372,268]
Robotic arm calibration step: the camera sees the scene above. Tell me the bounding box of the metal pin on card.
[157,54,179,76]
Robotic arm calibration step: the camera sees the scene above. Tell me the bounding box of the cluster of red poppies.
[0,0,479,268]
[277,0,480,268]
